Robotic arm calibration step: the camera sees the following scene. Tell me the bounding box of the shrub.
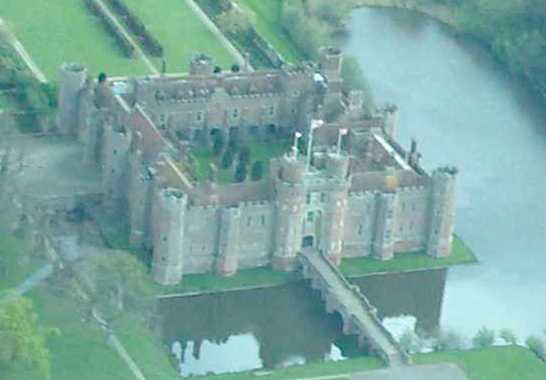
[526,336,545,359]
[231,64,240,73]
[251,161,264,181]
[472,327,495,348]
[341,56,374,113]
[433,330,463,352]
[238,146,251,164]
[399,329,420,353]
[499,328,518,345]
[221,150,234,169]
[235,162,247,182]
[212,133,225,156]
[214,66,222,74]
[217,7,255,35]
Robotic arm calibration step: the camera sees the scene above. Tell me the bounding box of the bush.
[221,150,234,169]
[231,63,240,73]
[251,161,264,181]
[433,330,463,352]
[472,327,495,348]
[341,56,374,112]
[212,133,225,156]
[399,329,420,354]
[216,7,255,35]
[499,328,518,345]
[526,336,545,359]
[235,162,247,182]
[238,146,251,164]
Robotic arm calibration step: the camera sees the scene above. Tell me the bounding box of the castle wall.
[183,206,219,274]
[237,202,275,269]
[343,192,377,258]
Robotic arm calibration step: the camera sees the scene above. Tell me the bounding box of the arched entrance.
[302,235,315,248]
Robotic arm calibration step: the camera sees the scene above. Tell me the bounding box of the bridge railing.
[299,250,412,366]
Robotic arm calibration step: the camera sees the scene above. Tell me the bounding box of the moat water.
[344,8,546,338]
[160,7,546,376]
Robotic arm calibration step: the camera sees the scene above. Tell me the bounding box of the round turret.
[319,47,343,78]
[325,153,349,179]
[279,154,306,184]
[57,63,88,135]
[190,54,216,76]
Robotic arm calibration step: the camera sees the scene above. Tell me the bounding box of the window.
[269,106,275,116]
[196,111,203,121]
[320,193,326,202]
[358,224,363,235]
[306,193,311,204]
[247,216,252,226]
[261,215,266,225]
[307,212,314,222]
[232,108,239,119]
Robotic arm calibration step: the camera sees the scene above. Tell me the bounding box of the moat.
[159,7,546,376]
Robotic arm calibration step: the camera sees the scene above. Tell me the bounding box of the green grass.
[28,285,135,380]
[194,356,383,380]
[116,315,180,380]
[235,0,304,63]
[158,266,300,296]
[123,0,234,72]
[0,234,45,292]
[414,346,546,380]
[191,139,291,184]
[0,92,18,111]
[340,235,477,278]
[1,0,148,79]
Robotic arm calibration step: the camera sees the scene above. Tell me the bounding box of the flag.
[311,119,324,130]
[295,131,302,138]
[339,128,348,135]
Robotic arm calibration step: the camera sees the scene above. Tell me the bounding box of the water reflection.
[344,7,546,337]
[160,270,446,376]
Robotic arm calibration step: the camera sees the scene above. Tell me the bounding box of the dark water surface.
[160,270,446,376]
[344,8,546,338]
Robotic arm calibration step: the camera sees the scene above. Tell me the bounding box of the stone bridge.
[299,249,411,367]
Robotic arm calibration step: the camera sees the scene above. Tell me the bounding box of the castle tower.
[427,167,457,257]
[57,63,88,136]
[216,207,241,276]
[128,147,154,247]
[372,192,398,260]
[101,124,132,214]
[190,54,215,76]
[151,188,187,285]
[273,154,306,271]
[319,47,343,80]
[322,153,350,265]
[383,105,399,138]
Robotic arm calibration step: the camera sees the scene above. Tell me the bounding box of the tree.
[526,336,545,360]
[0,294,50,379]
[212,133,225,156]
[472,327,495,348]
[72,251,154,326]
[499,328,518,345]
[341,56,374,113]
[235,162,247,182]
[399,329,420,353]
[231,64,240,73]
[251,161,264,181]
[433,330,463,352]
[216,8,255,35]
[221,149,234,169]
[238,146,251,164]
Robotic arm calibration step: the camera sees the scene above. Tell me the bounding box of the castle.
[57,48,457,285]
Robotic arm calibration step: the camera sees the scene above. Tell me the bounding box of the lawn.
[158,266,300,296]
[28,285,135,380]
[0,234,45,292]
[235,0,304,63]
[0,92,18,111]
[235,0,305,64]
[190,138,291,184]
[123,0,234,72]
[116,315,180,380]
[340,235,477,278]
[414,346,546,380]
[0,0,149,79]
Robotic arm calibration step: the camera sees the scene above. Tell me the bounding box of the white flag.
[295,131,302,138]
[311,119,324,130]
[339,128,348,135]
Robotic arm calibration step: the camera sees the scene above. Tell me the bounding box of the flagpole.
[336,130,343,155]
[306,120,323,171]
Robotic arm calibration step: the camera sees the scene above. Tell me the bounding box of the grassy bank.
[0,234,45,292]
[340,235,476,278]
[123,0,234,72]
[28,285,135,380]
[1,0,148,78]
[235,0,304,63]
[414,345,546,380]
